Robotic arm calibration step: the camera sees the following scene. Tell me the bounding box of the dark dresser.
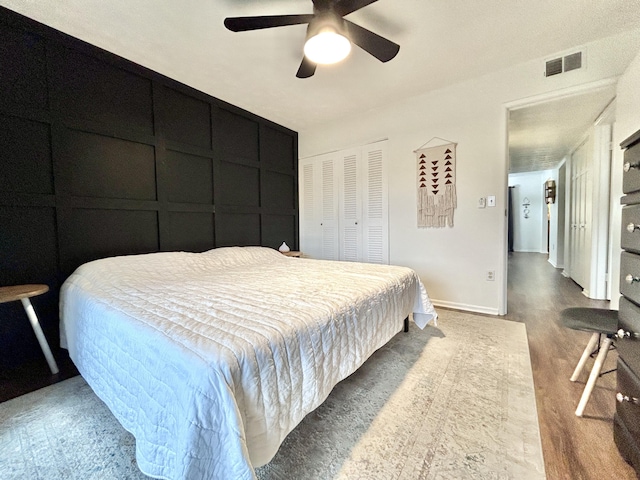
[616,127,640,474]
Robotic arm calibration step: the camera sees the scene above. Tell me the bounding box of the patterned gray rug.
[0,309,546,479]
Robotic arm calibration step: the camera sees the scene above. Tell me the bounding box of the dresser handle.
[628,223,640,233]
[625,274,640,284]
[617,329,636,339]
[624,162,640,172]
[617,392,640,405]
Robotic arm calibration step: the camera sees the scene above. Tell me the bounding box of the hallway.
[505,252,634,479]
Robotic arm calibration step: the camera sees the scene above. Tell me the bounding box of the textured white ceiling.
[2,0,640,171]
[508,86,617,173]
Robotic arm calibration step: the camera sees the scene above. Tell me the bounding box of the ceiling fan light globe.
[304,30,351,65]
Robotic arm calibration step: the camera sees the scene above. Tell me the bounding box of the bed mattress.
[59,246,437,479]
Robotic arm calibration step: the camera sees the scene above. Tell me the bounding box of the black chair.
[559,307,619,417]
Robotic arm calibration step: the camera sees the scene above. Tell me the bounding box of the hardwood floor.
[0,252,637,479]
[506,252,636,480]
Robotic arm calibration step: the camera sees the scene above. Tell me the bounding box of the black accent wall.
[0,7,298,369]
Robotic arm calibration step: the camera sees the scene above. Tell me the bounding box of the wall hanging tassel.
[415,139,457,228]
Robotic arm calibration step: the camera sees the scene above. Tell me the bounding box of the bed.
[59,246,437,480]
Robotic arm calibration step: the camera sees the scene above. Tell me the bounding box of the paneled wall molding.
[0,6,298,369]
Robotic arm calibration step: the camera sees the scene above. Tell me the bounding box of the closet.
[300,140,389,263]
[565,120,612,299]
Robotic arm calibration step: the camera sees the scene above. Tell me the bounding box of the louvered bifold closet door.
[299,159,322,259]
[321,155,340,260]
[362,142,389,264]
[299,141,388,263]
[339,148,363,262]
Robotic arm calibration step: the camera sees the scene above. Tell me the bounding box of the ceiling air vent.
[545,57,563,77]
[545,50,584,77]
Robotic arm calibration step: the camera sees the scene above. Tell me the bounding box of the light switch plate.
[487,195,496,207]
[478,197,486,208]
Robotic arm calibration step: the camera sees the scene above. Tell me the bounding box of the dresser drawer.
[615,413,640,471]
[624,141,640,194]
[619,297,640,373]
[621,252,640,305]
[622,206,640,253]
[616,359,640,447]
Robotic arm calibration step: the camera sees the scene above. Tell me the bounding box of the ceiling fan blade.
[334,0,379,17]
[296,56,317,78]
[224,14,315,32]
[343,19,399,62]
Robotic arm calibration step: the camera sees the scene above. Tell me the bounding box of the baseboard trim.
[431,299,500,316]
[547,258,564,269]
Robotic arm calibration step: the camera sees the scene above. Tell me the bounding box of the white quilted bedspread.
[59,247,437,480]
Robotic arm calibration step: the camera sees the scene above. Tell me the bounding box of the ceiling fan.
[224,0,400,78]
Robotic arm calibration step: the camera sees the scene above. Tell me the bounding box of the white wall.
[508,171,550,253]
[610,49,640,310]
[300,28,640,315]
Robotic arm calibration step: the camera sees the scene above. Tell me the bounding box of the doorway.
[504,81,617,311]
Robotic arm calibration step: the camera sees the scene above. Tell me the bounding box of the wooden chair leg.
[575,336,613,417]
[570,332,600,382]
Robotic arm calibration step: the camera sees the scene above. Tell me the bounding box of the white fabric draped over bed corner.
[412,277,437,329]
[59,246,437,480]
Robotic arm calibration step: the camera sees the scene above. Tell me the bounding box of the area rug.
[0,309,546,479]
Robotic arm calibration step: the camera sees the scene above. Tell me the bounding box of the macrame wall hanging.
[415,138,457,228]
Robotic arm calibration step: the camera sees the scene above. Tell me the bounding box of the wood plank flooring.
[506,252,636,480]
[0,252,637,479]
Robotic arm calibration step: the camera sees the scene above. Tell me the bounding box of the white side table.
[0,284,59,374]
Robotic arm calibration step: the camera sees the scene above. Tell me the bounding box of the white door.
[569,138,591,290]
[299,154,340,260]
[299,140,389,263]
[339,148,363,262]
[361,142,389,264]
[300,160,321,259]
[590,123,612,299]
[321,155,340,260]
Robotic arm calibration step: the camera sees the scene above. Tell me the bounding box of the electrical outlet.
[478,197,486,208]
[486,270,495,281]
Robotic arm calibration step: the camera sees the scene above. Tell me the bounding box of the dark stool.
[559,307,618,417]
